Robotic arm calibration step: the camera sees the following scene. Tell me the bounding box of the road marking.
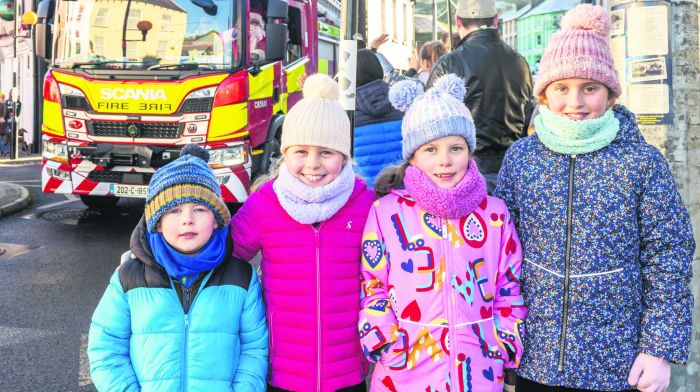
[37,194,79,210]
[0,325,58,348]
[79,332,93,387]
[6,180,41,184]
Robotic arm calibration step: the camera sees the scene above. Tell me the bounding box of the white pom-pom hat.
[389,74,476,159]
[534,4,621,97]
[281,73,351,157]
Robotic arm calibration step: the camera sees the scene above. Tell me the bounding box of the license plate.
[112,184,148,198]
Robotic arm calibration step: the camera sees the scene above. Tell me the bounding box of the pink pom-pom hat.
[533,4,621,98]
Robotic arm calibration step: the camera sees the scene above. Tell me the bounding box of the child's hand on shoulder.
[627,352,670,392]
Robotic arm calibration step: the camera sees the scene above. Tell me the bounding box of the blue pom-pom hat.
[144,144,231,232]
[389,74,476,159]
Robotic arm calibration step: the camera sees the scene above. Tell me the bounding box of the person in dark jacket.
[88,144,268,391]
[428,0,533,192]
[495,5,694,392]
[353,49,405,188]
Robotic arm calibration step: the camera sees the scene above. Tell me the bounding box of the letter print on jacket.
[359,192,526,392]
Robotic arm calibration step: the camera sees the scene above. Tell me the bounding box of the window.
[161,15,172,32]
[126,42,138,59]
[536,34,542,47]
[94,8,108,27]
[127,10,142,29]
[93,36,104,54]
[157,40,168,58]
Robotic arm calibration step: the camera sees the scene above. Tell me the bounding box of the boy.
[88,144,268,391]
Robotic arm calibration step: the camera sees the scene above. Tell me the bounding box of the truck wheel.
[80,195,120,210]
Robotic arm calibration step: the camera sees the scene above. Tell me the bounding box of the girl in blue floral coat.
[495,5,695,392]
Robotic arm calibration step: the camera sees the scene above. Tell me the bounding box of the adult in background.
[353,49,404,188]
[428,0,532,192]
[0,92,7,156]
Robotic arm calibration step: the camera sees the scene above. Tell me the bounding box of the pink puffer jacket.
[359,190,526,392]
[232,178,376,392]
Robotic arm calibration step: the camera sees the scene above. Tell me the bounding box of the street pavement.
[0,154,42,218]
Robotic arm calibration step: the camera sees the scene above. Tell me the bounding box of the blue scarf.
[535,105,620,155]
[147,227,227,288]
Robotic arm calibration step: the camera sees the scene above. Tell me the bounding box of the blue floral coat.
[495,105,695,390]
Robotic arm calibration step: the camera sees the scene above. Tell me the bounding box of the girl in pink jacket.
[359,75,526,392]
[232,74,375,392]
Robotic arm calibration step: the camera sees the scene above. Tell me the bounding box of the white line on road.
[37,194,79,210]
[79,332,93,387]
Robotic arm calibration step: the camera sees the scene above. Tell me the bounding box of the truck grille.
[88,121,182,139]
[87,171,154,184]
[180,98,214,113]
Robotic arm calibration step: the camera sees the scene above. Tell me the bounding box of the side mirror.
[35,0,55,61]
[266,0,288,19]
[264,23,287,63]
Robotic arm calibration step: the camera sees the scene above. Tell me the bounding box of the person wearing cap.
[495,4,694,392]
[427,0,533,193]
[353,48,405,188]
[88,144,269,391]
[361,74,526,391]
[231,74,375,392]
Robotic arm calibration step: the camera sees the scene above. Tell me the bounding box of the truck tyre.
[80,195,120,210]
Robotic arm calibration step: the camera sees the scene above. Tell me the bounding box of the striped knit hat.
[145,144,230,232]
[534,4,621,97]
[389,74,476,159]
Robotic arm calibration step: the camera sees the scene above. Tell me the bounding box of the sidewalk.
[0,153,42,165]
[0,182,30,217]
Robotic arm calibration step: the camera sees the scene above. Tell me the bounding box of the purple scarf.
[403,159,486,219]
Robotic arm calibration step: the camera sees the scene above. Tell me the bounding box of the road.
[0,163,145,391]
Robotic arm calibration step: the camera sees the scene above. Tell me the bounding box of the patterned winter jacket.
[232,178,376,392]
[495,105,695,390]
[88,219,268,392]
[359,191,526,392]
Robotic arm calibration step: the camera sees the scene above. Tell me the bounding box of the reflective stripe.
[525,258,624,278]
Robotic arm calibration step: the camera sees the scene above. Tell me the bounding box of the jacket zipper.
[558,155,576,373]
[313,224,323,392]
[440,218,458,376]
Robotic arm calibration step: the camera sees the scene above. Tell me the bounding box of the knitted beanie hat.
[356,49,384,87]
[534,4,621,98]
[281,74,351,157]
[145,144,231,232]
[389,74,476,159]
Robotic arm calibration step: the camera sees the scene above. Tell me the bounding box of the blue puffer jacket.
[353,79,404,188]
[495,105,695,390]
[88,219,268,392]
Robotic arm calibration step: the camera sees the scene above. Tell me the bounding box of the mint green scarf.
[535,105,620,155]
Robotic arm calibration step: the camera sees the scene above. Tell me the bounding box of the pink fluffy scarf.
[402,159,486,219]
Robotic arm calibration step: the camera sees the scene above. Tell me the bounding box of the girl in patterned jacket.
[231,74,376,392]
[495,4,695,392]
[360,74,527,392]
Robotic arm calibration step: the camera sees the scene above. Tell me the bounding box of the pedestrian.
[353,48,405,188]
[231,74,376,392]
[415,41,447,85]
[495,5,695,392]
[0,92,7,156]
[361,74,526,391]
[428,0,533,192]
[88,144,269,391]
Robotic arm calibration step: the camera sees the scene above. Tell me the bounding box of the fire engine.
[34,0,330,208]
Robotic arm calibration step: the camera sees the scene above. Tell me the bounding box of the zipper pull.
[184,314,189,328]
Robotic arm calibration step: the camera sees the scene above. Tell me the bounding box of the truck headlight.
[185,86,216,99]
[43,141,69,163]
[58,83,86,97]
[208,145,246,168]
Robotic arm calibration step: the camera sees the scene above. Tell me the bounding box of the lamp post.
[10,0,37,160]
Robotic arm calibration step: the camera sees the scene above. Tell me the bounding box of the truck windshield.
[52,0,243,71]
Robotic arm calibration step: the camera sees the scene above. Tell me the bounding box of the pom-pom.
[561,4,610,37]
[389,79,424,112]
[302,73,339,100]
[432,74,466,102]
[181,143,210,162]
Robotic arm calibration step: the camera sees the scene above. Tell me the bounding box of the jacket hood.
[356,79,400,119]
[610,104,645,145]
[129,215,232,270]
